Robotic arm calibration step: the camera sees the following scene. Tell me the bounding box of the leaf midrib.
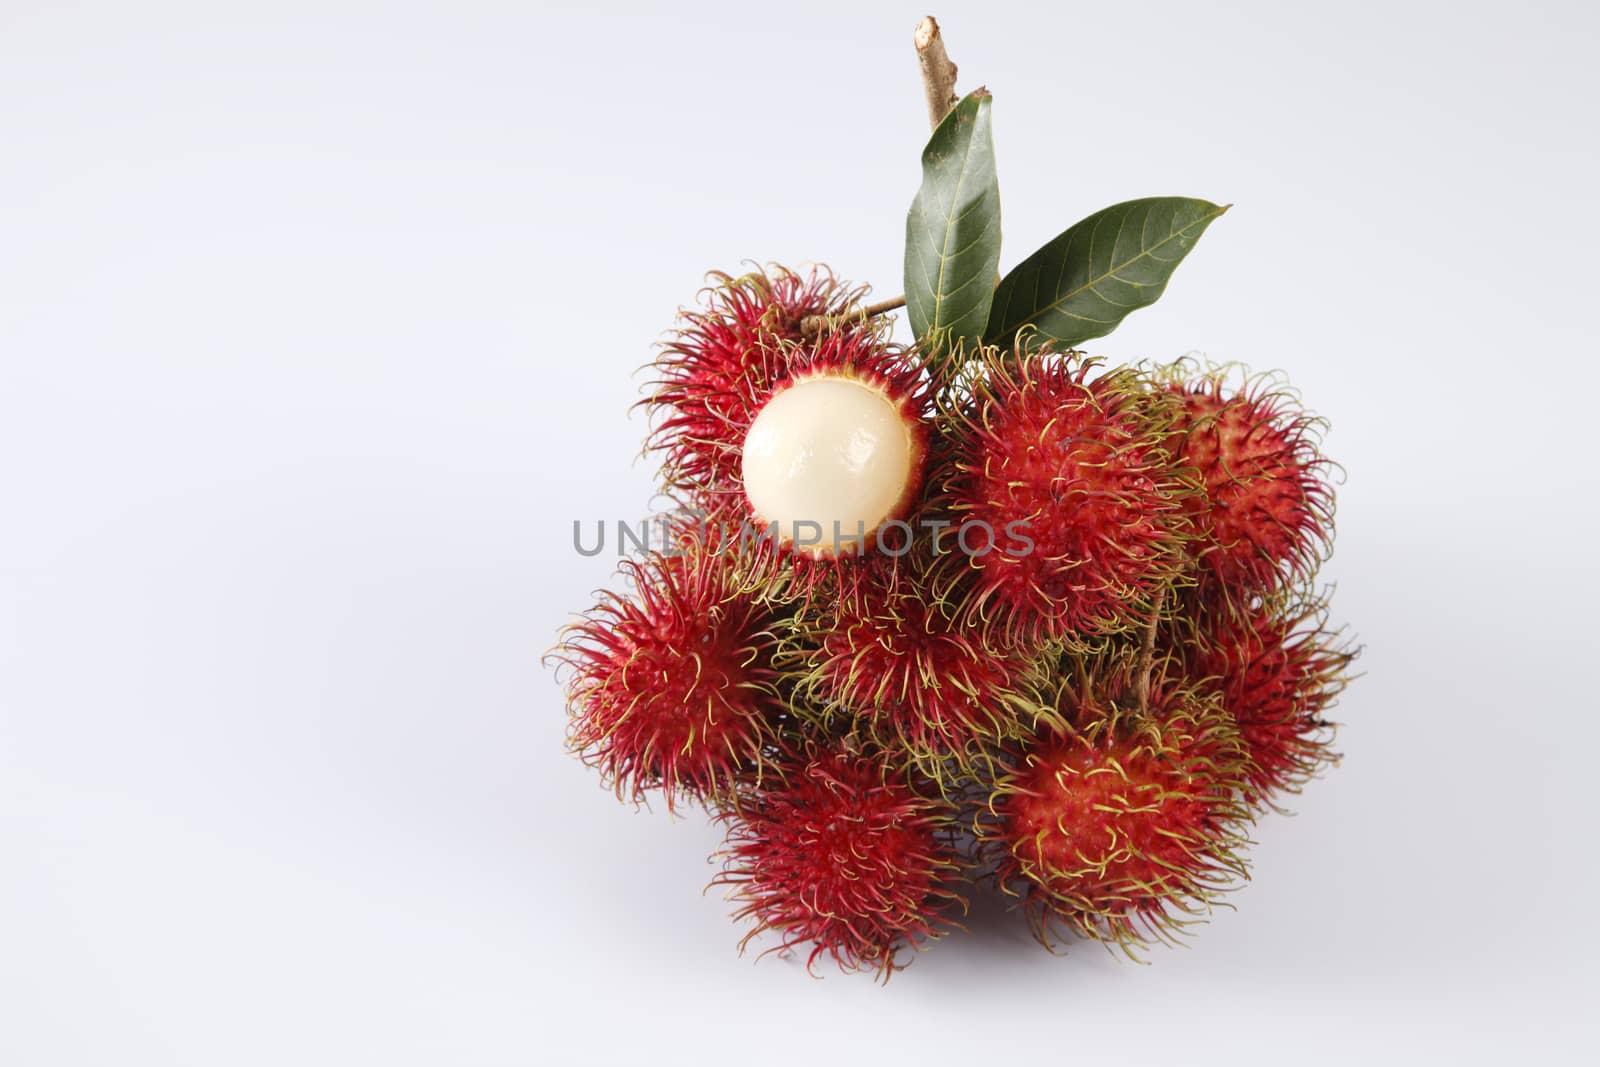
[1008,202,1226,327]
[930,107,990,334]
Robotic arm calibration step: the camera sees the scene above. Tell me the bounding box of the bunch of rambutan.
[549,20,1356,979]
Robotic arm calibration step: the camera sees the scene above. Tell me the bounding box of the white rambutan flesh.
[740,374,924,557]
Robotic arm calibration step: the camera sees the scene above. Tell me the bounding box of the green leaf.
[984,197,1228,350]
[904,90,1002,358]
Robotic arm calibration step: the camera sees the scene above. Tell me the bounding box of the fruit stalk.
[1136,589,1164,714]
[914,15,959,130]
[798,295,907,338]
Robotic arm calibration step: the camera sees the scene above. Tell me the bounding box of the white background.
[4,1,1597,1063]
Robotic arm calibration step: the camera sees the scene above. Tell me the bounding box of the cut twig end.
[914,15,960,131]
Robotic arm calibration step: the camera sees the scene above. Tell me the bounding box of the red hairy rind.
[644,265,870,509]
[1185,591,1353,808]
[646,270,936,595]
[556,261,1359,972]
[937,345,1193,648]
[550,529,786,812]
[712,740,967,979]
[779,422,964,613]
[980,669,1254,957]
[1158,361,1336,595]
[785,561,1058,771]
[661,500,912,631]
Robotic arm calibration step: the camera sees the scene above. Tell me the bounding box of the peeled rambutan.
[1186,593,1353,807]
[1161,364,1334,593]
[645,266,870,514]
[981,669,1252,955]
[788,563,1055,767]
[740,327,932,561]
[551,530,784,811]
[712,739,965,978]
[938,347,1190,646]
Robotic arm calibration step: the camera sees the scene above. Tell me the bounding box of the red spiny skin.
[806,571,1051,763]
[1189,597,1350,806]
[943,353,1188,645]
[714,743,964,978]
[985,680,1251,953]
[645,266,865,512]
[554,540,783,812]
[1165,373,1333,592]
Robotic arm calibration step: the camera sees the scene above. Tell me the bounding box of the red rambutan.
[981,669,1252,955]
[939,347,1190,646]
[643,267,864,505]
[645,266,864,510]
[552,531,784,812]
[1162,364,1334,593]
[1186,593,1352,807]
[713,739,965,978]
[646,265,934,582]
[547,21,1363,974]
[790,564,1055,767]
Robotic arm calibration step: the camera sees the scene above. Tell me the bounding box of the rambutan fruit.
[1186,593,1353,807]
[787,562,1056,769]
[645,267,864,510]
[646,264,934,583]
[645,265,917,521]
[980,669,1252,955]
[1161,363,1335,593]
[938,346,1191,647]
[712,739,966,978]
[552,529,785,812]
[739,327,932,560]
